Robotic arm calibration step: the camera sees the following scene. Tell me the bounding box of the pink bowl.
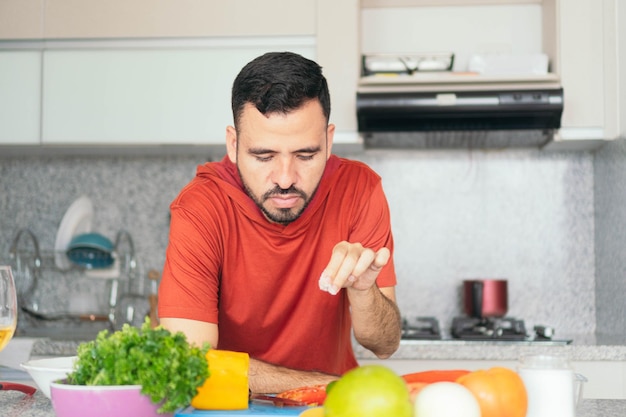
[50,382,172,417]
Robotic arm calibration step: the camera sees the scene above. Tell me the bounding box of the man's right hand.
[318,241,391,295]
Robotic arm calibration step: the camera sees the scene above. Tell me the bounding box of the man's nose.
[273,157,297,189]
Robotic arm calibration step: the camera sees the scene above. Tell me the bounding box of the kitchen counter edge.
[22,333,626,362]
[354,334,626,362]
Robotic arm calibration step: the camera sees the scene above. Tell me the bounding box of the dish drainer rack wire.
[8,228,137,328]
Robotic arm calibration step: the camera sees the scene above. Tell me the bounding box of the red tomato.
[275,384,328,406]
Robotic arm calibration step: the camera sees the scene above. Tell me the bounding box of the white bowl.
[21,356,76,398]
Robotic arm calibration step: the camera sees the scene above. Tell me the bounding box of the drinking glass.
[0,265,35,394]
[0,265,17,352]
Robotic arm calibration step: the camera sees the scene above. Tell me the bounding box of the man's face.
[226,100,335,225]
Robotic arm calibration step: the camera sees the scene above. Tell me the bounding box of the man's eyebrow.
[293,146,322,153]
[247,146,322,155]
[248,147,275,155]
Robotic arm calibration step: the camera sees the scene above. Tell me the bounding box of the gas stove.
[451,316,527,341]
[401,316,572,344]
[401,317,442,340]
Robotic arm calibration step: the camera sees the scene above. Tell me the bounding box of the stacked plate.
[54,196,116,271]
[54,196,94,270]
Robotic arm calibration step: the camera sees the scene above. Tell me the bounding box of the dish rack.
[8,228,138,329]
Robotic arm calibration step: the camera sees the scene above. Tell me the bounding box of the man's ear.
[226,125,237,163]
[326,123,335,159]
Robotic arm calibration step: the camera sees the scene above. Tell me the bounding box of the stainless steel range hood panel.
[356,87,564,149]
[363,130,555,149]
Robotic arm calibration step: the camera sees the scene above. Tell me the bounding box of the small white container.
[21,356,76,398]
[518,355,586,417]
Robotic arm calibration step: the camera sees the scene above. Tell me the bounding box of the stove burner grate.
[451,316,527,341]
[401,316,442,340]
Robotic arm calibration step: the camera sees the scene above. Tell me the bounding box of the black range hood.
[356,88,564,148]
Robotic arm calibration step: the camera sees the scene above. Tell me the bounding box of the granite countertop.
[12,332,626,363]
[30,336,625,362]
[354,333,626,362]
[0,390,625,417]
[30,340,84,358]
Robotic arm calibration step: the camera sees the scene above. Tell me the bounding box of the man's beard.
[239,176,319,225]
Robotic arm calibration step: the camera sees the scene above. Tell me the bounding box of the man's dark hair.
[231,52,331,129]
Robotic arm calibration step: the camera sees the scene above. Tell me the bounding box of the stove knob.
[534,325,555,339]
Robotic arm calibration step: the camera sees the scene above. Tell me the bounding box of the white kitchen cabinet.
[42,41,315,145]
[358,358,626,400]
[0,0,316,40]
[0,50,41,144]
[548,0,622,146]
[316,0,360,139]
[43,0,316,39]
[0,0,359,149]
[0,0,43,40]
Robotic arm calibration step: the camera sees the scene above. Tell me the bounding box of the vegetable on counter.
[191,349,250,410]
[402,369,471,401]
[402,369,471,384]
[282,370,445,411]
[276,383,328,406]
[67,318,210,414]
[457,367,528,417]
[414,381,481,417]
[403,367,528,417]
[302,365,528,417]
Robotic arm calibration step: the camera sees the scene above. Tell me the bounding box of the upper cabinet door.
[42,43,315,145]
[43,0,316,38]
[555,0,606,139]
[0,0,43,39]
[0,51,41,144]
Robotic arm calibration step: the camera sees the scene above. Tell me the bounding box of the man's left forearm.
[347,285,402,358]
[248,358,338,394]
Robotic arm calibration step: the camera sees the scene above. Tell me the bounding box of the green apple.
[324,365,413,417]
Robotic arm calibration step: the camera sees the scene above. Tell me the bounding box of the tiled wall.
[0,147,599,336]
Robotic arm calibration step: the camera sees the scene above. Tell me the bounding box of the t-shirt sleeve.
[158,196,222,323]
[349,177,397,289]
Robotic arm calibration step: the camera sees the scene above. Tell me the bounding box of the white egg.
[414,381,481,417]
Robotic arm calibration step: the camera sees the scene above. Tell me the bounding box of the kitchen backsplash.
[1,143,623,338]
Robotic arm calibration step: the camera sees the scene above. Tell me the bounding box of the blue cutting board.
[175,403,310,416]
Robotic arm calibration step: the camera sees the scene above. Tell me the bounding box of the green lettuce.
[67,318,210,413]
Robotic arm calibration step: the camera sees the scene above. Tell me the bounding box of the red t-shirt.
[158,155,396,375]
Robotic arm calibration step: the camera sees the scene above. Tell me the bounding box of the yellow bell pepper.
[191,349,250,410]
